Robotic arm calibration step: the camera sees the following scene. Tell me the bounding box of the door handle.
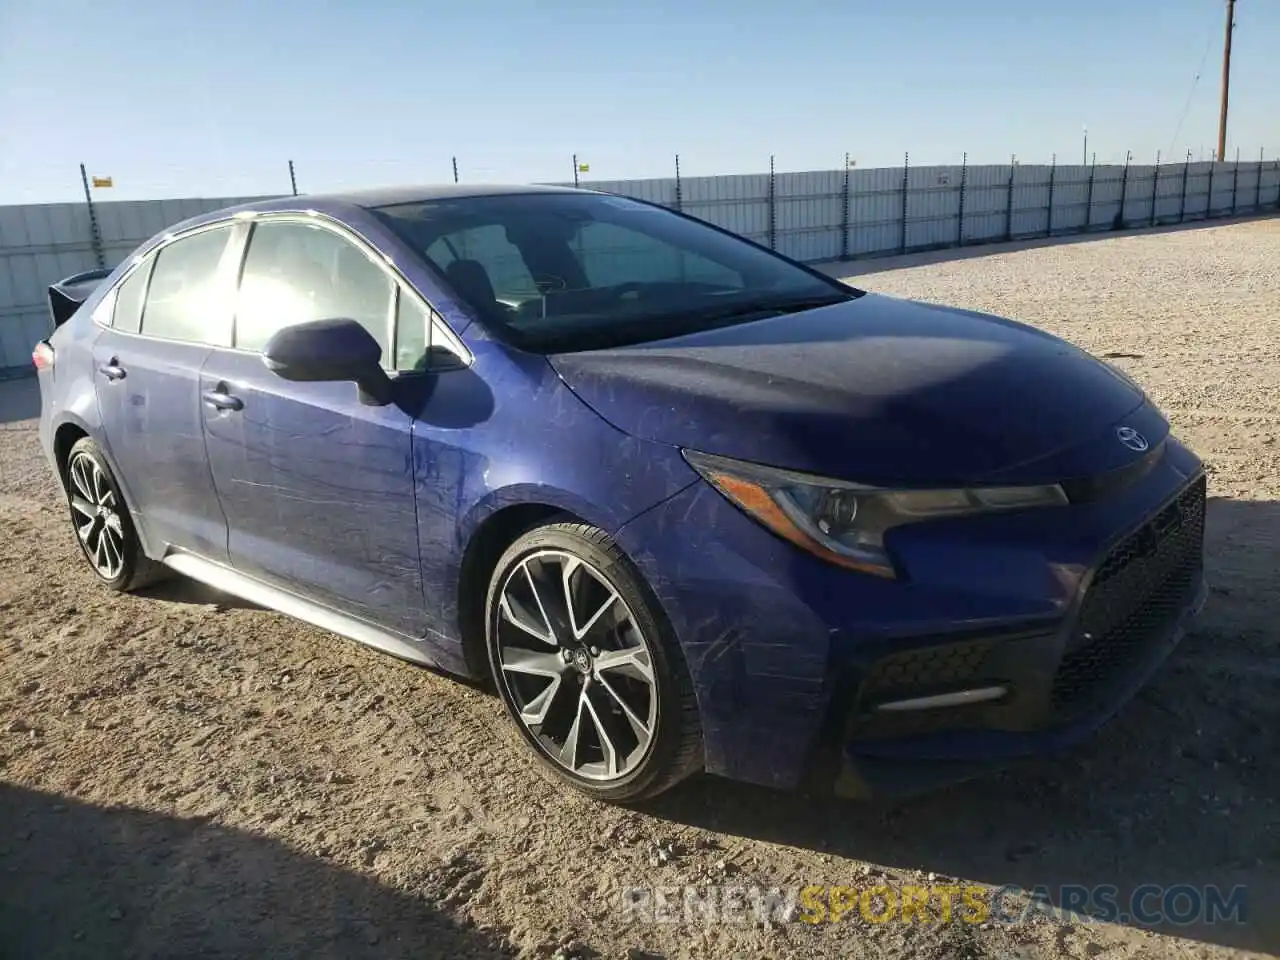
[97,361,126,381]
[202,388,244,412]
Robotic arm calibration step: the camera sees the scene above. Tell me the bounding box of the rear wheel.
[485,522,702,802]
[64,437,164,593]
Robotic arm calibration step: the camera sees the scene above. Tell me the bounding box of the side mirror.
[262,318,393,406]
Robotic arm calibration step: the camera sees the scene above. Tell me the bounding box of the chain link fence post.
[1256,148,1264,210]
[840,153,850,260]
[1179,151,1191,223]
[900,152,910,254]
[674,154,682,212]
[78,163,105,270]
[1085,153,1097,230]
[957,152,967,246]
[768,155,776,250]
[1150,151,1160,227]
[1231,147,1240,215]
[1004,155,1016,241]
[1046,154,1057,237]
[1115,150,1131,230]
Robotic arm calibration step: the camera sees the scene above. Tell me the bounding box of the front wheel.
[484,522,702,802]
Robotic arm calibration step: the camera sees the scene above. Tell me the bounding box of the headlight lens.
[683,450,1067,578]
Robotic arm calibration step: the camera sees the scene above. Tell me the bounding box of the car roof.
[310,182,586,208]
[163,183,602,242]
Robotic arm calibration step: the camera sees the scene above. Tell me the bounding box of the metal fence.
[581,155,1280,263]
[0,196,267,377]
[3,157,1279,374]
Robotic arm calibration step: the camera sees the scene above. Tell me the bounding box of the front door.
[199,216,426,635]
[91,224,237,559]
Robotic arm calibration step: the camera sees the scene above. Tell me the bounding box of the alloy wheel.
[67,451,126,581]
[494,549,658,782]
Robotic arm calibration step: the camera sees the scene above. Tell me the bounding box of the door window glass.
[234,220,393,360]
[139,226,234,343]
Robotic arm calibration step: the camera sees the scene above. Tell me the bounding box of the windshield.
[372,192,860,352]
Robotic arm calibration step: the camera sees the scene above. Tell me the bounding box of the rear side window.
[234,220,393,360]
[112,260,152,333]
[140,226,234,344]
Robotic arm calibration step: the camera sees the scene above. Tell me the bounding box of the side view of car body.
[35,184,1207,802]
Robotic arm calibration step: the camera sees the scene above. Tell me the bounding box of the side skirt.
[162,551,437,667]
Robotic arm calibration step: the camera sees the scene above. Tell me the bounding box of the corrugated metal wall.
[0,196,265,375]
[3,161,1278,373]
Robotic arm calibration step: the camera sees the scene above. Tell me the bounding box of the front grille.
[1051,476,1206,715]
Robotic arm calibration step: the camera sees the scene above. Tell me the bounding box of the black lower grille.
[1051,476,1206,715]
[860,638,996,701]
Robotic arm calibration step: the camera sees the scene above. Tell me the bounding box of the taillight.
[32,341,55,371]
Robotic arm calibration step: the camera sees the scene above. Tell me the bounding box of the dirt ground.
[2,217,1277,960]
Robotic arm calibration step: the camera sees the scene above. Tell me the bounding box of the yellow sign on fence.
[91,176,114,188]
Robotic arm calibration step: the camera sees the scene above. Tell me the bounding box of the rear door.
[91,223,238,559]
[199,216,427,635]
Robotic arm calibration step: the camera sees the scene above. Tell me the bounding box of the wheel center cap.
[571,648,593,675]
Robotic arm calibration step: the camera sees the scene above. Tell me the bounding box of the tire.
[484,522,702,802]
[64,437,166,593]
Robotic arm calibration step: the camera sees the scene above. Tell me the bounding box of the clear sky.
[1,0,1276,203]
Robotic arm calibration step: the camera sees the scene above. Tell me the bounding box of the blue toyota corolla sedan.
[34,184,1206,802]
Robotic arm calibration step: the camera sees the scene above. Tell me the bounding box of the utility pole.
[1217,0,1236,162]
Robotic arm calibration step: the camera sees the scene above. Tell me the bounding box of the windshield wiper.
[681,293,853,325]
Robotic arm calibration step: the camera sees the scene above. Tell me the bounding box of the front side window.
[234,220,392,360]
[374,193,856,352]
[139,226,234,344]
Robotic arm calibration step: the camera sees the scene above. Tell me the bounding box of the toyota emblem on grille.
[1116,426,1149,452]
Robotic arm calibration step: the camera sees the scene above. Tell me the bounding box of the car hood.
[548,293,1161,487]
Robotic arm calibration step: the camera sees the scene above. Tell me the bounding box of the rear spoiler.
[48,267,114,328]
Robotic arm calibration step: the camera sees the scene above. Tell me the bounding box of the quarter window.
[393,289,433,371]
[112,260,152,333]
[234,220,393,360]
[139,226,234,344]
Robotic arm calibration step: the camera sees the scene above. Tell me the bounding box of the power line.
[1166,5,1220,161]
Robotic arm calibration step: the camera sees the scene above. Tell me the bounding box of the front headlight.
[683,450,1067,578]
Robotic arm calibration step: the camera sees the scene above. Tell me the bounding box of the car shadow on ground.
[0,782,515,959]
[814,211,1278,280]
[643,496,1280,956]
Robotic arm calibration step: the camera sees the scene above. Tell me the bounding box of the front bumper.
[612,436,1207,798]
